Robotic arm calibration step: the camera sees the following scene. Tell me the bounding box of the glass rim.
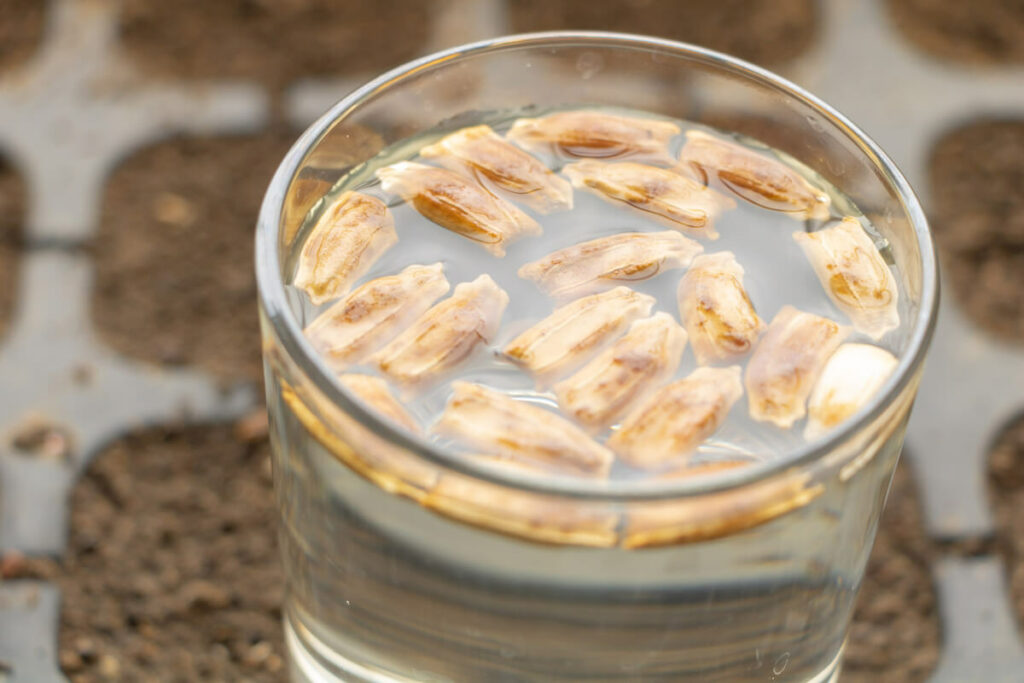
[256,31,939,502]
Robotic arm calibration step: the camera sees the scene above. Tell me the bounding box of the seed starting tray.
[0,1,1021,681]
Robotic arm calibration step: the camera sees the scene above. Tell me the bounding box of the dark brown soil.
[508,0,818,67]
[119,0,437,91]
[989,417,1024,631]
[888,0,1024,64]
[9,421,284,683]
[92,133,296,384]
[0,158,25,337]
[843,461,941,682]
[929,121,1024,342]
[0,0,46,73]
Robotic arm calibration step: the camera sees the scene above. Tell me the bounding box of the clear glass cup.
[256,33,938,683]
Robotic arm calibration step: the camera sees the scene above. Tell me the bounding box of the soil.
[0,0,46,74]
[990,419,1024,631]
[0,158,25,337]
[888,0,1024,64]
[929,121,1024,342]
[118,0,437,92]
[507,0,818,67]
[91,132,296,384]
[8,421,285,683]
[842,462,941,682]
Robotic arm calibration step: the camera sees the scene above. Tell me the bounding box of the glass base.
[285,606,419,683]
[285,607,845,683]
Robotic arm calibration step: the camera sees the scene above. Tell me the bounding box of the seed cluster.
[293,110,901,480]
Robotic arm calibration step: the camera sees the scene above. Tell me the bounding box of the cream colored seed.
[502,286,655,383]
[608,366,744,469]
[805,343,898,440]
[506,110,680,162]
[339,374,420,434]
[678,251,765,364]
[563,160,734,239]
[376,161,540,257]
[372,275,509,388]
[420,125,573,213]
[744,306,849,429]
[305,263,450,368]
[519,230,703,301]
[554,313,688,430]
[433,381,615,478]
[793,217,900,340]
[293,191,397,305]
[680,130,831,220]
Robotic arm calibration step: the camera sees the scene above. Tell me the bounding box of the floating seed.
[293,191,397,305]
[678,251,765,364]
[420,125,573,213]
[608,366,743,469]
[745,306,849,428]
[554,313,687,430]
[680,130,831,220]
[376,161,540,256]
[507,110,680,161]
[805,343,898,440]
[434,381,614,477]
[793,217,900,339]
[339,374,420,434]
[502,287,655,383]
[564,160,734,238]
[519,230,703,300]
[372,275,509,387]
[305,263,450,367]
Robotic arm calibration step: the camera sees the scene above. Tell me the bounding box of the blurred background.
[0,1,1022,681]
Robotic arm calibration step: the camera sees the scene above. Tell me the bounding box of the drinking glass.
[256,32,938,683]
